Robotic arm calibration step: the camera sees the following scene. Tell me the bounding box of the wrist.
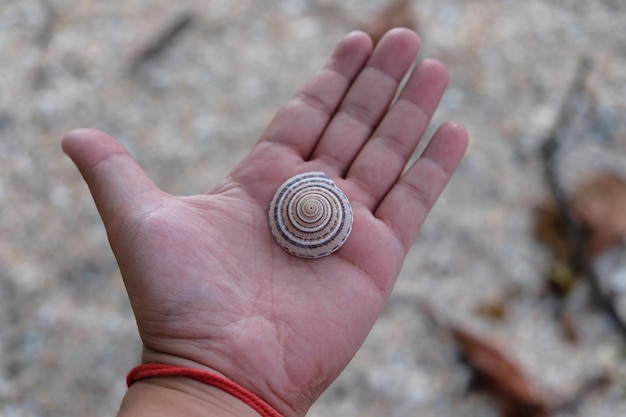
[118,376,262,417]
[139,349,299,417]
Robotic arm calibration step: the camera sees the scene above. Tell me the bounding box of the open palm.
[63,29,467,417]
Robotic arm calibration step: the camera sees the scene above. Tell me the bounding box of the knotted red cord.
[127,363,283,417]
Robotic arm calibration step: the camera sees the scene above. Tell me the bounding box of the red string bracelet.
[127,363,283,417]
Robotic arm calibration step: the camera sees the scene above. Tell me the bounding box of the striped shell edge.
[268,172,353,258]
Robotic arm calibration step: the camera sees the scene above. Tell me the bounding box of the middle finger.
[310,29,421,176]
[346,58,450,211]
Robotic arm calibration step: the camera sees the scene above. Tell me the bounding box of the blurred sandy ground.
[1,1,625,416]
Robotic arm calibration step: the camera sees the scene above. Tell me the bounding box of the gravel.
[1,1,625,416]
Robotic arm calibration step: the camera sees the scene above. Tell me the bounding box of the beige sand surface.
[1,1,625,416]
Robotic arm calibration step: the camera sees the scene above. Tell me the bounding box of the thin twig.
[36,1,56,48]
[130,13,194,73]
[550,373,611,415]
[540,57,626,341]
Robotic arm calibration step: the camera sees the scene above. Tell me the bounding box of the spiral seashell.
[269,172,353,258]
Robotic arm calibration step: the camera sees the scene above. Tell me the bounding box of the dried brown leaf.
[419,301,609,416]
[532,203,574,264]
[533,171,626,269]
[451,327,551,417]
[571,172,626,256]
[475,299,509,321]
[360,0,417,45]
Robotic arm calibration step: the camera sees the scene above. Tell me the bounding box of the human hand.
[62,29,467,417]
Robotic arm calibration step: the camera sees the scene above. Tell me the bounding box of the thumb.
[62,128,163,234]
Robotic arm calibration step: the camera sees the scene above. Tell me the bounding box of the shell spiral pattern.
[269,172,353,258]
